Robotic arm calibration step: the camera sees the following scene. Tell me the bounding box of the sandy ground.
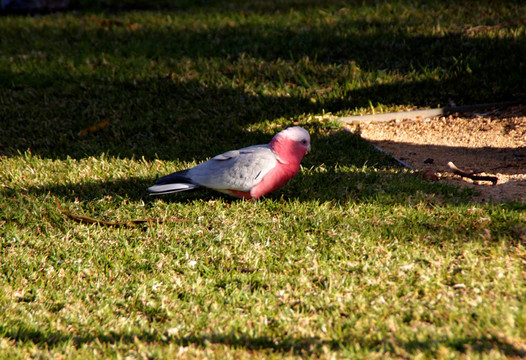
[345,105,526,203]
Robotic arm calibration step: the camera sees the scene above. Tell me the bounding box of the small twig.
[55,198,187,227]
[465,24,504,33]
[371,144,414,170]
[447,162,498,185]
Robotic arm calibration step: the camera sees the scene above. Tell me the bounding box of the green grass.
[1,0,526,358]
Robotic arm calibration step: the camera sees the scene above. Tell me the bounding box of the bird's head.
[270,126,311,162]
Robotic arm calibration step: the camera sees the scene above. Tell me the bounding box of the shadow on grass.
[0,324,340,356]
[8,0,524,14]
[401,335,526,358]
[2,322,526,358]
[185,333,526,358]
[1,71,524,161]
[0,73,319,160]
[0,2,525,159]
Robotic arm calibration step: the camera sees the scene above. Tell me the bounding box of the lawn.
[1,0,526,358]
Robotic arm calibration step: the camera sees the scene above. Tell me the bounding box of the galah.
[148,126,311,199]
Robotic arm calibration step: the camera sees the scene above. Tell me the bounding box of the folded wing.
[188,145,279,191]
[148,145,279,195]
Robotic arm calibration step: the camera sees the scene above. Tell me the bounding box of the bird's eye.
[301,139,308,145]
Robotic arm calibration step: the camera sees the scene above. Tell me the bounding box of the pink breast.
[249,162,299,199]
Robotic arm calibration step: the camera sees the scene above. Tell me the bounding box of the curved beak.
[306,144,311,154]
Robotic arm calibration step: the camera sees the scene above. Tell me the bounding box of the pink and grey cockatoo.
[148,126,311,199]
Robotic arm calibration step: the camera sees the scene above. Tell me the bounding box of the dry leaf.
[78,119,110,137]
[126,23,141,31]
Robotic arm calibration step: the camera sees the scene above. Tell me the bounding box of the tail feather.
[148,169,199,195]
[154,169,191,185]
[148,183,199,195]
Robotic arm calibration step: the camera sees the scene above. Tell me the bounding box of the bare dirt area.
[347,105,526,203]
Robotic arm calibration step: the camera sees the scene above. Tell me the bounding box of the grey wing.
[187,145,278,191]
